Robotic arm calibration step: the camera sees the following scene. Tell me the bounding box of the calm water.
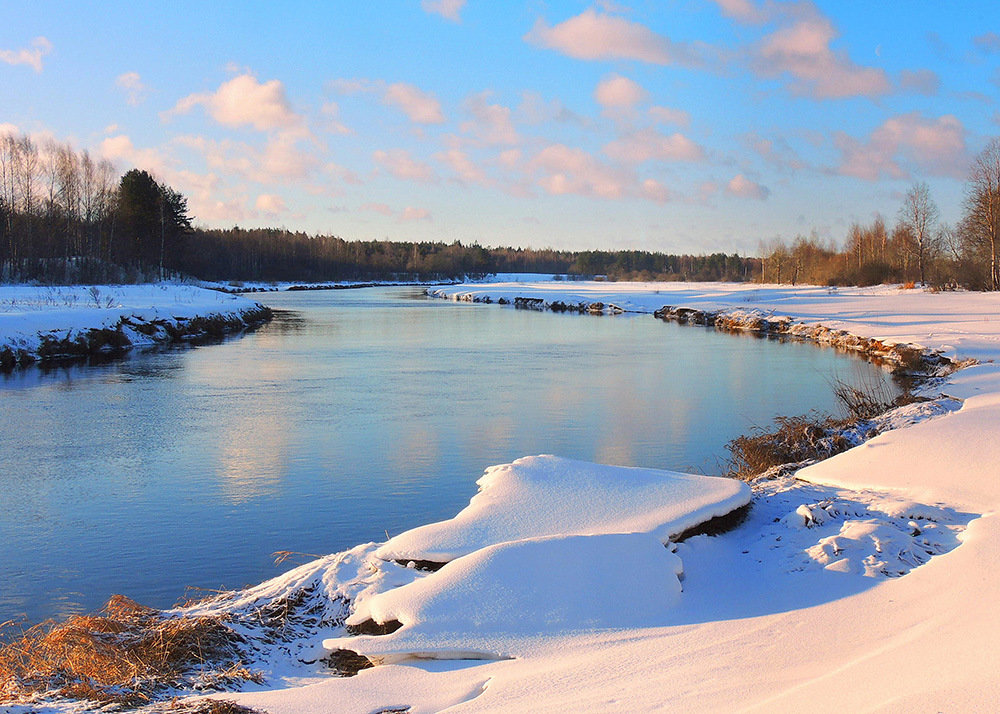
[0,287,894,625]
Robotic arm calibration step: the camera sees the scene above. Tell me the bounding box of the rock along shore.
[430,287,953,376]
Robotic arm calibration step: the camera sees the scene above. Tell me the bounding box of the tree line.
[759,139,1000,290]
[0,131,756,284]
[181,228,753,284]
[1,133,191,283]
[2,128,999,289]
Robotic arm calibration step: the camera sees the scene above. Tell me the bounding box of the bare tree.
[899,182,939,285]
[871,213,888,263]
[964,138,1000,290]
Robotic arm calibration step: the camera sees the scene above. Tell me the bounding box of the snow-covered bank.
[0,284,271,370]
[432,280,1000,365]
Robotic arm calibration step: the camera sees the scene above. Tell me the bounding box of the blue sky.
[3,1,998,253]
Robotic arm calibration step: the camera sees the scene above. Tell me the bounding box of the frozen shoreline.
[4,279,1000,712]
[0,284,272,371]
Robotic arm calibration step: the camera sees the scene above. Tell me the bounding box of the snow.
[0,283,266,362]
[7,279,1000,712]
[375,455,750,563]
[337,533,684,661]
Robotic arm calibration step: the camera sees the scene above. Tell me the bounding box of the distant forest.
[2,131,998,289]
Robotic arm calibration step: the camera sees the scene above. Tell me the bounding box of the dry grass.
[726,375,917,480]
[0,594,260,707]
[833,376,900,420]
[725,413,852,480]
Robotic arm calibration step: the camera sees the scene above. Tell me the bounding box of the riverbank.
[0,284,272,371]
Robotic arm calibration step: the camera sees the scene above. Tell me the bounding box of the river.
[0,286,895,625]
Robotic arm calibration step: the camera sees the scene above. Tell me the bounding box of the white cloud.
[99,134,169,175]
[710,0,770,25]
[171,170,251,222]
[524,9,698,66]
[436,148,490,186]
[165,74,303,132]
[461,92,519,145]
[752,13,890,99]
[331,78,445,125]
[726,174,770,199]
[383,83,446,124]
[262,132,320,179]
[594,74,648,111]
[116,72,149,106]
[742,132,806,170]
[320,102,352,134]
[974,32,1000,53]
[498,149,522,169]
[0,123,19,137]
[641,178,671,203]
[531,144,626,199]
[603,128,704,164]
[373,148,436,182]
[359,203,432,221]
[648,106,690,127]
[255,193,287,215]
[174,132,320,184]
[401,206,431,221]
[0,36,52,73]
[834,113,968,180]
[421,0,466,22]
[517,92,586,126]
[361,202,394,217]
[325,161,363,185]
[899,69,940,96]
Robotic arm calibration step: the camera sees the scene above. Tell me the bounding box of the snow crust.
[375,455,750,563]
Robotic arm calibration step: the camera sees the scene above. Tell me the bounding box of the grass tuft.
[726,374,919,480]
[0,594,261,707]
[832,376,900,420]
[725,413,852,480]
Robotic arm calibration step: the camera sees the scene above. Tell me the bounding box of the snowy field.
[0,284,268,366]
[5,280,1000,712]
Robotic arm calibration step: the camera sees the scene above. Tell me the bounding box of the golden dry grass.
[725,413,850,480]
[0,594,260,707]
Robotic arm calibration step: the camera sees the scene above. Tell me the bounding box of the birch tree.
[964,139,1000,290]
[899,182,938,285]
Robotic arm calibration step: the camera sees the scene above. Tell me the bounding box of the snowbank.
[339,533,684,659]
[314,456,747,664]
[0,284,270,369]
[375,455,750,564]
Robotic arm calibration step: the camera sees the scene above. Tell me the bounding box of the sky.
[2,1,999,255]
